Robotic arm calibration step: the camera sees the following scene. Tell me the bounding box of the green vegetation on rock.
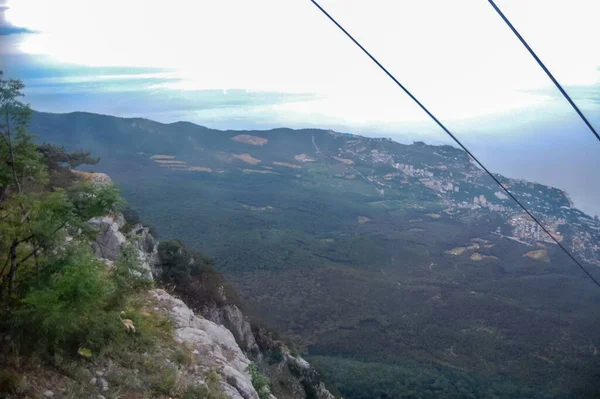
[248,363,271,399]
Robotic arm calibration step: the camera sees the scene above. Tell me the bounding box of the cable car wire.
[309,0,600,288]
[488,0,600,144]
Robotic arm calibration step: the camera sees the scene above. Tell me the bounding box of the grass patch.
[150,367,178,395]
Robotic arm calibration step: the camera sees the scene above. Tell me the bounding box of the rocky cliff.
[151,289,259,399]
[200,302,335,399]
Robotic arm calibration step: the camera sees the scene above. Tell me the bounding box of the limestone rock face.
[89,216,127,261]
[89,216,158,280]
[261,351,336,399]
[315,383,336,399]
[127,223,159,280]
[202,303,259,353]
[151,289,261,399]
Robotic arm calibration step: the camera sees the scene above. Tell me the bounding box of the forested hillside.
[22,105,600,397]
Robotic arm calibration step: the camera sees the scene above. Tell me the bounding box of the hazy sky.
[1,0,599,214]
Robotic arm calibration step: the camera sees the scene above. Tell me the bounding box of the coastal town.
[332,133,600,265]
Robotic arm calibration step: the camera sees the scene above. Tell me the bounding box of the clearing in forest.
[232,153,261,165]
[273,161,302,169]
[524,249,550,262]
[187,167,212,172]
[231,134,268,146]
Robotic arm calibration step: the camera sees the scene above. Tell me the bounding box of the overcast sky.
[1,0,599,214]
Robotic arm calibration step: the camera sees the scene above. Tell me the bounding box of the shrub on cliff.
[157,240,241,310]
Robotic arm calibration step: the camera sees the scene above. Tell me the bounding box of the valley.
[29,110,600,398]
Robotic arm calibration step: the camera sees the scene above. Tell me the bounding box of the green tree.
[157,240,241,310]
[37,143,99,170]
[248,363,271,399]
[0,71,122,304]
[37,143,100,188]
[15,244,118,353]
[0,71,47,299]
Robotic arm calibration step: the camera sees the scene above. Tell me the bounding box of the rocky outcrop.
[202,302,259,353]
[89,215,127,261]
[285,355,336,399]
[89,214,159,280]
[151,289,260,399]
[127,223,159,280]
[87,214,263,398]
[250,330,337,399]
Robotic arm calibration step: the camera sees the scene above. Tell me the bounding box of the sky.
[1,0,599,214]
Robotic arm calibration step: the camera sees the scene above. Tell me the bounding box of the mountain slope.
[29,110,600,398]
